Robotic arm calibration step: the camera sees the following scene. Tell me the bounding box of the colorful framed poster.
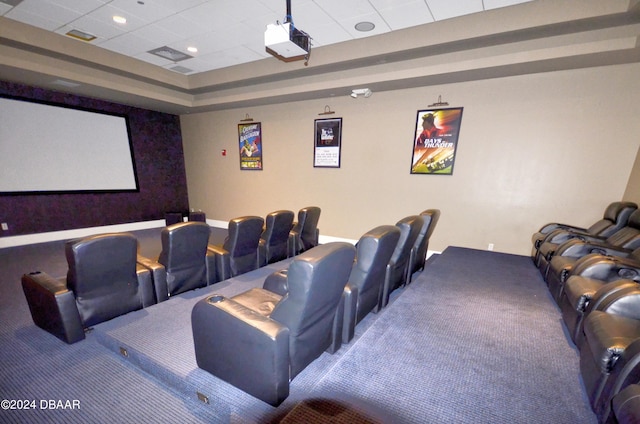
[410,107,463,175]
[314,118,342,168]
[238,122,262,170]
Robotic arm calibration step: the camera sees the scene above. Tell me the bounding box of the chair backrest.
[65,232,142,326]
[270,242,356,378]
[293,206,321,251]
[411,209,441,273]
[388,215,424,284]
[606,210,640,248]
[261,210,295,263]
[158,221,211,296]
[593,202,638,237]
[350,225,401,322]
[223,216,265,275]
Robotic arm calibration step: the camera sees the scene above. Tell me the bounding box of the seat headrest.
[627,209,640,230]
[605,201,638,222]
[66,232,138,290]
[356,225,401,272]
[271,242,355,330]
[225,216,264,255]
[160,221,211,267]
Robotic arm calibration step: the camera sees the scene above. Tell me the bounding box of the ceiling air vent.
[65,29,97,42]
[148,46,192,62]
[169,65,194,74]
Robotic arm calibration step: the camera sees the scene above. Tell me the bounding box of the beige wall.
[181,63,640,256]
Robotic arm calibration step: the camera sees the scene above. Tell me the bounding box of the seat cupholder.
[207,295,225,304]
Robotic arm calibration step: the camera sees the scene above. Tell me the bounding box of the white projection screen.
[0,96,138,193]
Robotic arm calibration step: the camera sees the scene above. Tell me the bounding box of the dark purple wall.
[0,81,189,237]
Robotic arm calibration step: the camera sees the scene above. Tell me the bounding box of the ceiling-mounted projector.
[265,0,311,62]
[265,22,310,59]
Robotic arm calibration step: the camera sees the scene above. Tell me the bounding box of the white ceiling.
[0,0,532,75]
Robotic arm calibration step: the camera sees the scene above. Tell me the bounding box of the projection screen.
[0,96,138,194]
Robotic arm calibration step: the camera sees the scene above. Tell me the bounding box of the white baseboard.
[0,220,166,249]
[0,219,442,258]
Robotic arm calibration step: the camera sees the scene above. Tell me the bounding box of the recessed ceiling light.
[355,21,375,32]
[187,46,198,53]
[113,15,127,24]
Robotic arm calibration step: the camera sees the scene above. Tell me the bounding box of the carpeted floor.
[0,231,597,423]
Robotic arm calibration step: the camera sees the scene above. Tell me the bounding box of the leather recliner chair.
[258,210,295,266]
[138,221,216,300]
[342,225,400,344]
[580,307,640,423]
[611,384,640,424]
[542,209,640,299]
[407,209,440,283]
[558,249,640,341]
[289,206,321,256]
[532,201,637,266]
[561,279,640,346]
[379,215,424,309]
[537,206,639,275]
[191,242,356,406]
[208,216,264,281]
[21,233,156,344]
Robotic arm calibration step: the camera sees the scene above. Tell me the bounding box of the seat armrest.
[21,271,84,344]
[263,269,288,296]
[136,264,157,307]
[327,294,344,354]
[137,255,168,303]
[207,245,231,282]
[258,239,267,267]
[192,295,290,406]
[341,283,359,344]
[205,250,218,285]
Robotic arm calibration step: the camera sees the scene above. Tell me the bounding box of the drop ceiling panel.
[426,0,484,21]
[0,0,537,75]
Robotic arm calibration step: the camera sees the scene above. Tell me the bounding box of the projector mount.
[264,0,311,65]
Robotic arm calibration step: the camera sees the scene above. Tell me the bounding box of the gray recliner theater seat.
[612,384,640,424]
[408,209,440,283]
[138,221,216,300]
[379,215,424,309]
[258,209,294,266]
[342,225,400,344]
[208,215,264,281]
[289,206,321,256]
[541,209,640,298]
[532,201,637,266]
[21,232,156,344]
[580,307,640,423]
[191,242,355,406]
[558,250,640,342]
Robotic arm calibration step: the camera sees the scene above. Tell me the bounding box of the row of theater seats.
[21,206,322,344]
[531,201,640,423]
[191,209,440,405]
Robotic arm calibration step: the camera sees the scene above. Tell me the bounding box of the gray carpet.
[0,236,597,423]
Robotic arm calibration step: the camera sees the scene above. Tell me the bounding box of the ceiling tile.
[426,0,483,21]
[1,0,536,75]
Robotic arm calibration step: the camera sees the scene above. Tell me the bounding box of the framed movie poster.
[238,122,262,170]
[314,118,342,168]
[410,107,463,175]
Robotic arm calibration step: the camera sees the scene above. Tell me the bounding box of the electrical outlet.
[1,222,8,231]
[488,243,494,251]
